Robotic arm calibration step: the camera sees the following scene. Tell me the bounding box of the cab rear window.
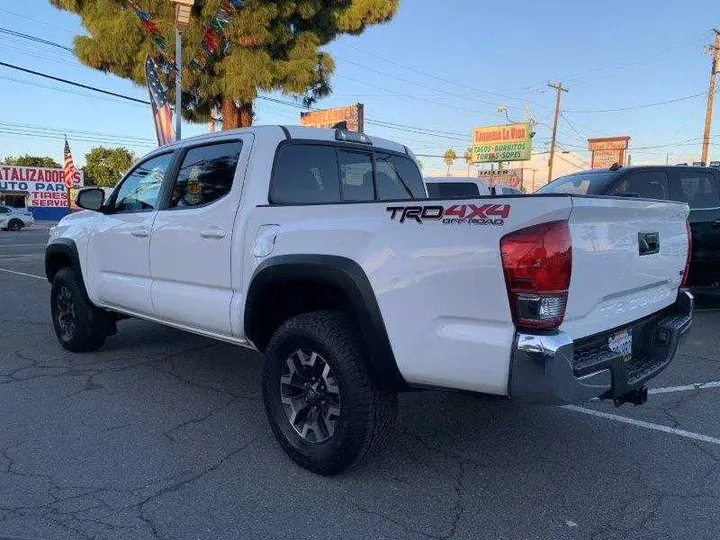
[270,143,425,204]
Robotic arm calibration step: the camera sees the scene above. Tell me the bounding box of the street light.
[169,0,195,140]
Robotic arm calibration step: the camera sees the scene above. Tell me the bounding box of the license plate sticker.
[608,328,633,363]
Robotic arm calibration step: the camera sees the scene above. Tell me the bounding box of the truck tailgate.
[561,197,689,339]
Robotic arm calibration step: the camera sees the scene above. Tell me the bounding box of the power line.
[0,120,155,144]
[334,73,489,115]
[0,61,151,105]
[565,91,712,113]
[520,35,701,92]
[0,74,147,108]
[0,60,473,147]
[0,128,155,149]
[1,42,82,68]
[0,26,73,52]
[554,151,588,170]
[337,40,554,113]
[333,55,498,108]
[258,95,469,141]
[559,111,592,144]
[0,8,76,34]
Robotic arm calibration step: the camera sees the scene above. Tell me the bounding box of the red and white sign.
[588,137,630,169]
[477,168,523,188]
[0,166,84,208]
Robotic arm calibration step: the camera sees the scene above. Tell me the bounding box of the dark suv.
[539,166,720,298]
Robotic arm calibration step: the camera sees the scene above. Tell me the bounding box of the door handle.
[200,227,227,239]
[131,226,149,238]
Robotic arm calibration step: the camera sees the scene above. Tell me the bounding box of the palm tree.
[443,149,458,176]
[463,147,473,177]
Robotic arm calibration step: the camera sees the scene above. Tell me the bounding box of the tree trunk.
[221,100,253,130]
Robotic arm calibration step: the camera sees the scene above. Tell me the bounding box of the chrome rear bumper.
[509,289,693,404]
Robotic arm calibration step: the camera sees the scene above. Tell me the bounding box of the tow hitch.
[614,386,648,407]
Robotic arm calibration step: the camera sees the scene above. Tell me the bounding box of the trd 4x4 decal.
[387,204,510,226]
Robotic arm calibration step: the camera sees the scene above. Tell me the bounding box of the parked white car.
[46,126,693,475]
[0,205,34,231]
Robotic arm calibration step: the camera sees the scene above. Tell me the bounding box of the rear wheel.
[7,219,22,232]
[51,267,110,352]
[262,310,397,475]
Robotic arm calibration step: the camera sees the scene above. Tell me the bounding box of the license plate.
[608,328,633,363]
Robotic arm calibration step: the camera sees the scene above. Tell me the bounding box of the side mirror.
[76,188,106,212]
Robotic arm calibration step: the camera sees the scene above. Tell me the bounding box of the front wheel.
[262,311,397,475]
[51,267,110,352]
[7,219,22,232]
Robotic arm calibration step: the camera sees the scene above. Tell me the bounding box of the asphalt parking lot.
[1,226,719,540]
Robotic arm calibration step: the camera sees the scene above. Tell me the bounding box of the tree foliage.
[2,154,61,168]
[463,147,473,175]
[443,148,457,175]
[83,146,135,187]
[50,0,399,128]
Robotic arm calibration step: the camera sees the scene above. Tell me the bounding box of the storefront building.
[0,165,84,220]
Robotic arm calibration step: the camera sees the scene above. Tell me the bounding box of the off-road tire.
[262,310,397,475]
[7,219,22,232]
[51,267,110,352]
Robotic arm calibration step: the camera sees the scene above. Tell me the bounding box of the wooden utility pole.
[547,82,568,182]
[701,29,720,165]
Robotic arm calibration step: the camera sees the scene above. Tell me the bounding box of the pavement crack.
[130,438,258,539]
[349,502,443,540]
[163,397,240,442]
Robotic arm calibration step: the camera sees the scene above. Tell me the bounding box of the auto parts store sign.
[471,123,532,163]
[0,166,84,207]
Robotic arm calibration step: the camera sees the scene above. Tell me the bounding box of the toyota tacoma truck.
[46,126,693,475]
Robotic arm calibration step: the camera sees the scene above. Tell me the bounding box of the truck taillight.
[681,221,692,287]
[500,220,572,330]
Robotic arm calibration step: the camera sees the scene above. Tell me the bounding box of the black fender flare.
[245,255,406,390]
[45,238,81,283]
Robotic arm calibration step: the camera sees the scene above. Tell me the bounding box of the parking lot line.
[649,381,720,395]
[0,268,46,280]
[562,405,720,446]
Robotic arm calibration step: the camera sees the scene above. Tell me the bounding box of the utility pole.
[175,29,182,140]
[170,0,195,141]
[547,82,568,182]
[701,29,720,165]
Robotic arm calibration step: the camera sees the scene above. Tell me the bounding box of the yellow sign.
[471,123,532,163]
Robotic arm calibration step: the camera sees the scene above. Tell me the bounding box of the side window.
[608,171,669,200]
[0,207,9,214]
[111,153,173,213]
[168,141,242,209]
[676,171,720,209]
[338,151,374,202]
[375,154,426,200]
[271,144,341,204]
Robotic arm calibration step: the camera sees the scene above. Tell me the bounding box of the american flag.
[145,55,176,146]
[63,138,80,189]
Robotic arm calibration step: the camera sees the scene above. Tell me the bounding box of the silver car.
[0,206,35,231]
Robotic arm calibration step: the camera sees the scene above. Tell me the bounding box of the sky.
[0,0,718,171]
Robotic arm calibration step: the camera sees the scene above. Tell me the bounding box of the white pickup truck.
[46,126,693,475]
